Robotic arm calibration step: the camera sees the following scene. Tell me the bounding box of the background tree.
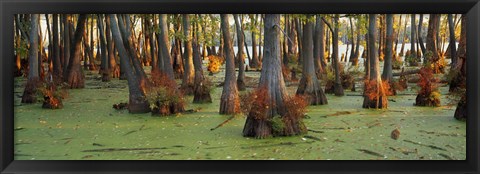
[65,14,87,89]
[234,14,246,91]
[219,14,240,114]
[109,14,150,113]
[363,14,388,109]
[382,14,395,95]
[182,14,195,94]
[21,14,40,103]
[192,15,212,103]
[410,14,417,58]
[297,15,328,105]
[156,14,175,80]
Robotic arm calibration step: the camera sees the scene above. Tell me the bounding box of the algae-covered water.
[14,67,466,160]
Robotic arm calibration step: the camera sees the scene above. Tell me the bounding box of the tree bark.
[332,15,344,96]
[410,14,417,58]
[426,14,440,68]
[447,14,457,67]
[157,14,175,80]
[104,16,120,79]
[22,14,40,104]
[417,14,427,57]
[65,14,87,89]
[52,14,62,80]
[192,20,212,103]
[219,14,240,115]
[109,14,150,113]
[98,14,110,82]
[363,14,388,109]
[234,14,246,91]
[313,15,325,76]
[382,14,394,82]
[297,14,328,105]
[181,14,195,95]
[243,14,306,138]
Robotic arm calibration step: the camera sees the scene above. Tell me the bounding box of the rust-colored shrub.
[242,86,271,121]
[415,67,441,107]
[207,55,224,74]
[281,95,308,136]
[364,79,392,101]
[146,71,185,116]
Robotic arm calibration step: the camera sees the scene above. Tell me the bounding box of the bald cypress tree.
[243,14,307,138]
[219,14,240,115]
[21,14,40,103]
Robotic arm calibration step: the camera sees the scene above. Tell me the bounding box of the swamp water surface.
[14,64,466,160]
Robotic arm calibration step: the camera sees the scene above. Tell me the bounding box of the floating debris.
[391,129,400,140]
[403,140,447,151]
[357,149,385,158]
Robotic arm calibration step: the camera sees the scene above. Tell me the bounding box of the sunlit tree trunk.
[243,14,306,138]
[313,15,325,76]
[192,19,212,103]
[219,14,240,115]
[181,14,195,95]
[426,14,440,68]
[109,14,150,113]
[98,14,110,82]
[363,14,388,109]
[157,14,175,80]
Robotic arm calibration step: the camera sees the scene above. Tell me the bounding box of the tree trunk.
[243,14,306,139]
[22,14,40,104]
[65,14,87,89]
[250,14,260,69]
[448,14,457,67]
[52,14,62,81]
[410,14,417,58]
[348,17,356,63]
[382,14,394,82]
[181,14,195,95]
[157,14,175,80]
[353,16,361,65]
[295,18,303,66]
[104,16,120,79]
[109,14,150,113]
[426,14,440,70]
[332,15,344,96]
[313,15,325,77]
[192,20,212,103]
[399,15,407,56]
[219,14,240,115]
[297,15,328,105]
[417,14,427,57]
[98,14,110,82]
[363,14,388,109]
[63,14,71,79]
[234,14,246,91]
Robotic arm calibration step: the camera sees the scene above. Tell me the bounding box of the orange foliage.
[284,95,308,121]
[417,67,438,96]
[241,86,271,121]
[364,79,392,100]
